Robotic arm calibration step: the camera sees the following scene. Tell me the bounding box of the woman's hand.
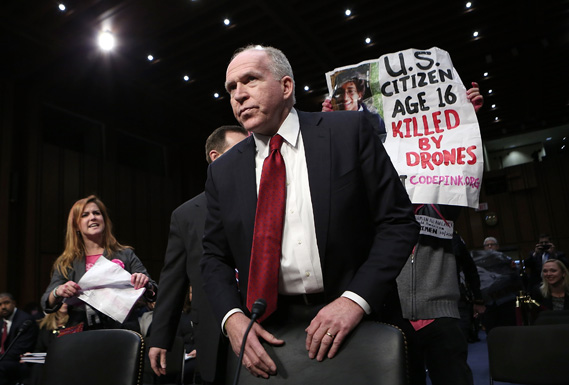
[322,98,334,112]
[131,273,149,290]
[56,281,81,298]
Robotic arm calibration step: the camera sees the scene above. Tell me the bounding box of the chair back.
[226,321,407,385]
[534,310,569,325]
[42,329,144,385]
[487,324,569,385]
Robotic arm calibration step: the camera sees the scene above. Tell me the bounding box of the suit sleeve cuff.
[342,291,371,314]
[221,308,244,336]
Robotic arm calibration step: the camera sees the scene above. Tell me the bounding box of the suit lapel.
[298,111,330,263]
[235,136,258,242]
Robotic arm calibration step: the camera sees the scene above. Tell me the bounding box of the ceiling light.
[466,2,472,8]
[183,75,190,82]
[546,137,552,141]
[304,86,310,91]
[345,9,352,16]
[494,117,499,121]
[473,31,479,37]
[365,37,371,44]
[214,92,220,98]
[483,72,489,77]
[223,19,230,26]
[491,104,496,109]
[488,89,493,94]
[58,3,66,11]
[147,55,154,61]
[98,31,115,51]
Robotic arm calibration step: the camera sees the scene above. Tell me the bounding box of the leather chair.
[226,321,408,385]
[42,329,144,385]
[487,324,569,385]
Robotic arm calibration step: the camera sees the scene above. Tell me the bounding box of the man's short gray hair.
[231,45,296,104]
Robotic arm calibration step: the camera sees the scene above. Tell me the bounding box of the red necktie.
[1,321,7,354]
[247,134,286,322]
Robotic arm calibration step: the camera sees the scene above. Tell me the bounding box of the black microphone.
[250,298,266,321]
[232,298,267,385]
[0,319,33,362]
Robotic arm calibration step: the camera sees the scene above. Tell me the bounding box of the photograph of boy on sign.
[324,64,386,142]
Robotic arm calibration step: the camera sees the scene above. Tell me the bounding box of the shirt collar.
[252,108,300,152]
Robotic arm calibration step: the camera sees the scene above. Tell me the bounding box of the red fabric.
[58,322,84,337]
[247,134,286,322]
[0,321,7,354]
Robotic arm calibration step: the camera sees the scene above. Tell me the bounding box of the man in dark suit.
[149,125,247,384]
[200,45,419,379]
[0,292,38,385]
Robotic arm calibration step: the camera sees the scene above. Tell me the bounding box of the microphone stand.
[232,299,266,385]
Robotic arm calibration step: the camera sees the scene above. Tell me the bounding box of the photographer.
[526,234,568,292]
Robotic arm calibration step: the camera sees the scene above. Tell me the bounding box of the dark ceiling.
[2,0,569,146]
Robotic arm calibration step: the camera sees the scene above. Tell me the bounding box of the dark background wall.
[0,79,206,307]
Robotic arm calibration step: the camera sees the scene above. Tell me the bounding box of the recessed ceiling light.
[345,9,351,16]
[546,137,552,141]
[98,31,115,51]
[223,19,230,26]
[494,117,499,121]
[483,72,489,77]
[466,2,472,8]
[491,104,496,109]
[214,92,220,98]
[304,86,310,91]
[488,89,493,94]
[365,37,371,44]
[183,75,190,82]
[58,3,66,11]
[473,31,479,37]
[147,55,154,61]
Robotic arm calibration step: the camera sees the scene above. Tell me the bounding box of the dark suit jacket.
[200,110,420,324]
[1,309,38,361]
[150,192,223,383]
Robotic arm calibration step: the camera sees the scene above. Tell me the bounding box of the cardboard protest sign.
[325,47,483,208]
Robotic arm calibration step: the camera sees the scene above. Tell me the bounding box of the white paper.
[21,352,47,364]
[73,256,145,323]
[379,47,483,208]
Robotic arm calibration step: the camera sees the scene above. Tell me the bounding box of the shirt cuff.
[221,308,244,336]
[342,291,371,314]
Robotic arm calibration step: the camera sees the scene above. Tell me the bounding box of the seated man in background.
[471,239,521,333]
[483,237,500,251]
[0,292,38,385]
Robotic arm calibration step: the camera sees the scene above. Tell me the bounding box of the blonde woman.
[534,259,569,311]
[41,195,157,329]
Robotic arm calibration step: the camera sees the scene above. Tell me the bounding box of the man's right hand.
[225,312,284,379]
[149,347,167,376]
